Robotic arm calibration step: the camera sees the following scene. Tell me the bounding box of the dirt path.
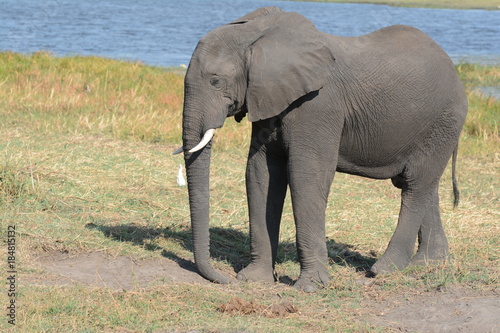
[26,252,500,332]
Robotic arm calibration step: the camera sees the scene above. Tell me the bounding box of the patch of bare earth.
[360,284,500,332]
[25,251,208,289]
[24,251,500,332]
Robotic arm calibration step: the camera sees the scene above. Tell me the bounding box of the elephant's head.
[174,7,334,283]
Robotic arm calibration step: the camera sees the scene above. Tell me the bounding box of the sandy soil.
[361,283,500,332]
[28,251,209,289]
[25,252,500,332]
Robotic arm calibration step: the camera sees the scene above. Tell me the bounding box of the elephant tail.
[452,146,460,208]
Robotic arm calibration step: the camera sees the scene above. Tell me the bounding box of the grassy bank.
[296,0,500,10]
[0,52,498,332]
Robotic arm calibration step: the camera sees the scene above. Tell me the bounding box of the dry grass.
[0,51,184,143]
[0,52,498,332]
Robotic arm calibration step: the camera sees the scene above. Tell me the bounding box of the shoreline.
[289,0,500,10]
[5,50,499,68]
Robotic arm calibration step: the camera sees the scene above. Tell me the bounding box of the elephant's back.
[331,24,465,116]
[336,25,453,68]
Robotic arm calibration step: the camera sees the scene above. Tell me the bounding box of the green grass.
[0,52,498,332]
[456,64,499,155]
[294,0,500,10]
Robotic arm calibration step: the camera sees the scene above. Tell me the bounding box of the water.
[1,0,499,67]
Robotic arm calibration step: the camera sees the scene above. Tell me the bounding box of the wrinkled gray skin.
[178,7,467,292]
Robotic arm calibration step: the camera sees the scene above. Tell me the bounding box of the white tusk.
[188,129,215,153]
[172,146,184,155]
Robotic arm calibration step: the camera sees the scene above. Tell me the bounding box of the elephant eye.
[210,76,223,88]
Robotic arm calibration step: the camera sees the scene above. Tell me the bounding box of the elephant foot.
[236,263,276,284]
[410,247,449,267]
[294,269,330,293]
[410,236,449,267]
[370,250,412,275]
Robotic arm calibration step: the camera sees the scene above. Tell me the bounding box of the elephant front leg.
[236,148,288,284]
[289,160,335,293]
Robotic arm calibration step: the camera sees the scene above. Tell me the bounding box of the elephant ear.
[245,12,335,122]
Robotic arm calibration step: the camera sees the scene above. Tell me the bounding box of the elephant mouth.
[229,101,248,123]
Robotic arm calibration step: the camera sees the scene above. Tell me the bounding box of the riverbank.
[295,0,500,10]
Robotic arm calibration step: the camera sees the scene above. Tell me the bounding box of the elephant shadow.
[86,222,375,281]
[85,222,252,274]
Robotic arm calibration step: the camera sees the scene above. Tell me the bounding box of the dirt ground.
[25,252,500,332]
[29,251,209,289]
[361,283,500,332]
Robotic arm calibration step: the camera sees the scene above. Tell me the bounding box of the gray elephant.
[173,7,467,292]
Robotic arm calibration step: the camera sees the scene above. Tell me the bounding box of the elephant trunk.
[183,120,231,284]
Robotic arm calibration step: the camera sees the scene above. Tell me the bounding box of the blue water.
[1,0,499,67]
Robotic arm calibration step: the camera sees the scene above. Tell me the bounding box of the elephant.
[173,7,468,292]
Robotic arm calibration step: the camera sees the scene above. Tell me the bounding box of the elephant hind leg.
[410,186,449,265]
[372,182,449,274]
[372,167,447,274]
[372,112,458,275]
[371,182,430,274]
[373,166,453,274]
